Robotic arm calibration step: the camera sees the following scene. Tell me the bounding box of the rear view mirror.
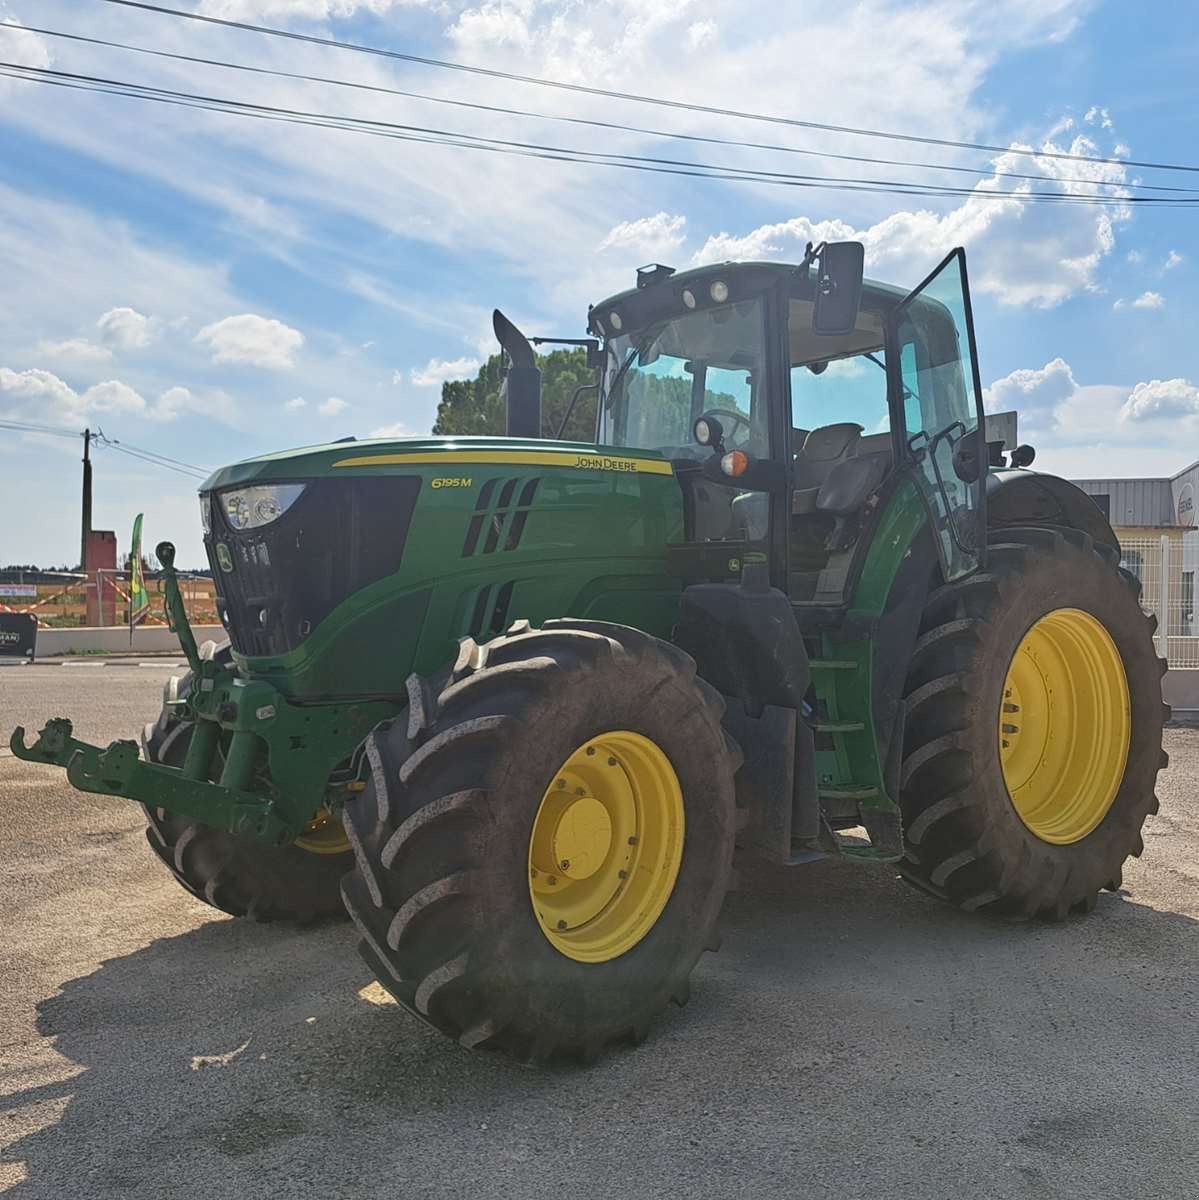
[812,241,865,337]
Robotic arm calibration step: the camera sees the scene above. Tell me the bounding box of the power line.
[93,430,209,477]
[0,418,208,477]
[94,438,208,479]
[3,63,1190,207]
[22,22,1199,197]
[98,0,1199,176]
[0,418,84,439]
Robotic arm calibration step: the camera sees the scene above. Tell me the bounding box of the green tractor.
[13,246,1167,1061]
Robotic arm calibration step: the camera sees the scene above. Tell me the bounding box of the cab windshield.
[597,299,770,460]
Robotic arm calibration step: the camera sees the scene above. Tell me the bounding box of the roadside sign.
[0,584,37,599]
[0,612,37,660]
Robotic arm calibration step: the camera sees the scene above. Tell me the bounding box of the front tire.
[898,527,1168,918]
[140,658,352,923]
[340,619,739,1061]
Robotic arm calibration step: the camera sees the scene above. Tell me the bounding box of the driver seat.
[792,423,863,515]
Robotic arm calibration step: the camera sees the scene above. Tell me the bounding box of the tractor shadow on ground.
[6,853,1199,1200]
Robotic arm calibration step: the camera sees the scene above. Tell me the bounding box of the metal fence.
[0,572,217,629]
[1118,534,1199,669]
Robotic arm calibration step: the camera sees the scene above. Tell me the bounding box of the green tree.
[433,348,598,442]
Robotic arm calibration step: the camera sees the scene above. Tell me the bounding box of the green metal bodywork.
[9,260,943,856]
[12,437,703,842]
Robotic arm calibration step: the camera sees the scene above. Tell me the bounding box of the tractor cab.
[587,247,988,620]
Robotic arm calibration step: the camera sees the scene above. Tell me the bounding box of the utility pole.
[80,427,92,571]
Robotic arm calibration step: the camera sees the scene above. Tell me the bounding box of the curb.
[0,659,187,668]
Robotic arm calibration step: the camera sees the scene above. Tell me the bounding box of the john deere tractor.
[13,245,1167,1061]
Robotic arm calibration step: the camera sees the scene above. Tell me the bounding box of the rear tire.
[340,619,739,1061]
[898,527,1168,918]
[140,650,351,923]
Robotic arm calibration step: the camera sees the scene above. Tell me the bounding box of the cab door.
[887,248,987,581]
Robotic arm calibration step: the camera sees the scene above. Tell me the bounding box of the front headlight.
[220,483,306,531]
[199,493,212,535]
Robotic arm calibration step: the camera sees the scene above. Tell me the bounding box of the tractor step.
[812,720,866,734]
[827,810,904,864]
[818,785,879,801]
[808,659,857,671]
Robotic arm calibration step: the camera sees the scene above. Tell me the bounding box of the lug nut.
[557,920,567,930]
[547,876,557,886]
[560,860,570,870]
[607,757,617,766]
[586,747,596,756]
[618,870,628,879]
[628,836,638,845]
[557,778,566,789]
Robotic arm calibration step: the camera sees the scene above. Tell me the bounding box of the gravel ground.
[1,667,1197,1199]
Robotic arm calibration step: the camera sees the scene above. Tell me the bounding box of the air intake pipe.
[494,309,541,439]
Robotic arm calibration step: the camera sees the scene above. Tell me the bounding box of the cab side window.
[790,355,890,438]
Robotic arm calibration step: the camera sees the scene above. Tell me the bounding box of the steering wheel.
[700,407,752,446]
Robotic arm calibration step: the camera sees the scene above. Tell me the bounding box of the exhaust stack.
[493,309,541,439]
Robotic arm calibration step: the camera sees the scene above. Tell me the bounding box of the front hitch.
[10,719,293,843]
[156,540,202,675]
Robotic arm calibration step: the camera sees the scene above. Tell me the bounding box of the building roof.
[1072,460,1199,528]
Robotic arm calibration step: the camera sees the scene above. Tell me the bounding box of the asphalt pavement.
[1,666,1197,1199]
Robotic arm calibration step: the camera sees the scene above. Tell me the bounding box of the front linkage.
[11,540,391,844]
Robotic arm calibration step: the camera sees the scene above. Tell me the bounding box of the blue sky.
[1,0,1196,567]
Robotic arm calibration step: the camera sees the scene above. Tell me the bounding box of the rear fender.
[987,470,1119,552]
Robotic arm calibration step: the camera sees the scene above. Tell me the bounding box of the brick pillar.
[84,530,117,626]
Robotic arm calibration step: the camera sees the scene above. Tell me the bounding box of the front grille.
[205,475,421,656]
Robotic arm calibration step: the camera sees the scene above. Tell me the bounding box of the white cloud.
[599,212,688,260]
[691,124,1129,309]
[194,314,304,369]
[97,306,155,351]
[411,356,480,387]
[284,396,307,411]
[687,19,717,48]
[33,338,114,366]
[391,370,404,386]
[197,1,421,18]
[1126,249,1144,264]
[0,368,218,425]
[983,357,1078,430]
[1120,379,1199,423]
[318,397,348,416]
[370,421,412,438]
[1165,250,1184,270]
[1084,105,1114,130]
[1118,291,1165,310]
[0,18,51,96]
[155,386,196,421]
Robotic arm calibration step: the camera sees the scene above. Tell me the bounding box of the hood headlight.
[220,483,306,531]
[199,493,212,535]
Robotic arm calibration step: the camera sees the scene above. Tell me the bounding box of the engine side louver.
[464,580,517,638]
[461,477,541,557]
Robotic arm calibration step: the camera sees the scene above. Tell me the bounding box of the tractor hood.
[199,435,672,491]
[197,434,683,694]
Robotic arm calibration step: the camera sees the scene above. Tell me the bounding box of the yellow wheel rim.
[999,607,1131,845]
[528,731,684,963]
[294,807,351,855]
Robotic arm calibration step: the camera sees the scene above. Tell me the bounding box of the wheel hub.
[999,607,1131,845]
[551,795,613,881]
[528,731,684,963]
